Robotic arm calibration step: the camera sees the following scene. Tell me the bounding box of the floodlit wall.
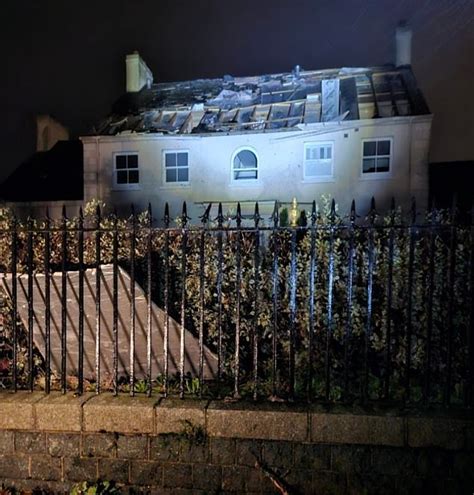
[82,115,432,221]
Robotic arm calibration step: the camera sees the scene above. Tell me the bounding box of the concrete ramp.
[1,264,217,381]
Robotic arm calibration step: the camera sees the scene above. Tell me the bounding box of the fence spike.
[368,197,376,224]
[311,200,317,225]
[236,202,242,227]
[200,203,212,224]
[253,202,261,228]
[216,202,224,227]
[390,197,396,212]
[330,198,336,221]
[272,201,279,227]
[148,202,153,222]
[350,200,356,224]
[181,201,189,226]
[164,203,170,227]
[62,204,67,220]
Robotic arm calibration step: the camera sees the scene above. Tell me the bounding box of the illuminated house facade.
[81,28,432,221]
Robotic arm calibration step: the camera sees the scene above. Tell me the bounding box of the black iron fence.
[0,198,472,408]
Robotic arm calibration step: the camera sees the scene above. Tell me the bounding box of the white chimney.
[395,22,412,66]
[126,51,154,93]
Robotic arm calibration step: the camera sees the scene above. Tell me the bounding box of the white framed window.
[362,138,392,176]
[303,142,334,181]
[232,148,258,182]
[163,150,189,184]
[113,152,139,190]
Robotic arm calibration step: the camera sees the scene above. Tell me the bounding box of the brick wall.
[0,392,472,494]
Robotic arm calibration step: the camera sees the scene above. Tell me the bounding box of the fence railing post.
[78,207,84,396]
[95,205,102,394]
[215,203,224,386]
[44,209,51,394]
[325,199,336,402]
[60,205,68,394]
[344,200,356,401]
[129,204,136,396]
[146,203,153,397]
[271,201,280,400]
[163,203,170,396]
[234,203,242,399]
[363,197,376,403]
[307,200,317,402]
[112,208,119,396]
[179,202,189,399]
[27,215,34,392]
[253,202,261,401]
[198,203,212,396]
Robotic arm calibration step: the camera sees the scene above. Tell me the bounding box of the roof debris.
[92,65,430,136]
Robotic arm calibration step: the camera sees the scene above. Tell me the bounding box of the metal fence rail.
[0,198,472,408]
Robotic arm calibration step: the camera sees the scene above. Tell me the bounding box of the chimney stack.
[395,21,412,66]
[126,51,153,93]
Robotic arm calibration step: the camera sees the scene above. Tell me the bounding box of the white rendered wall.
[81,115,432,223]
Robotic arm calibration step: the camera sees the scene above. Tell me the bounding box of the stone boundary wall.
[0,392,472,494]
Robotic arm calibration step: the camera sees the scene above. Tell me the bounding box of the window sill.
[302,177,335,184]
[359,172,392,181]
[160,182,191,189]
[112,184,141,191]
[228,181,262,188]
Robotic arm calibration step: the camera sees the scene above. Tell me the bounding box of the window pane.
[306,162,331,177]
[317,161,332,176]
[234,150,257,169]
[116,155,127,169]
[117,170,127,184]
[363,141,376,157]
[235,169,257,180]
[128,154,138,168]
[166,169,177,182]
[319,147,325,159]
[165,153,176,167]
[177,152,188,167]
[363,158,376,173]
[376,157,390,172]
[305,147,315,160]
[128,170,139,183]
[306,162,318,177]
[177,168,189,182]
[326,146,332,159]
[377,140,390,156]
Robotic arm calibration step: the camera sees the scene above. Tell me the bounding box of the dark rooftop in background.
[0,140,83,202]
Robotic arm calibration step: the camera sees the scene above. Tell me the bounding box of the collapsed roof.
[93,65,430,136]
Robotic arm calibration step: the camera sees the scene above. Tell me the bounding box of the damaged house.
[82,25,431,220]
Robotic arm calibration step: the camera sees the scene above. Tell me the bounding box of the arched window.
[232,149,258,181]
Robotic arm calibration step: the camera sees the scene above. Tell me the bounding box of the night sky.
[2,0,473,183]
